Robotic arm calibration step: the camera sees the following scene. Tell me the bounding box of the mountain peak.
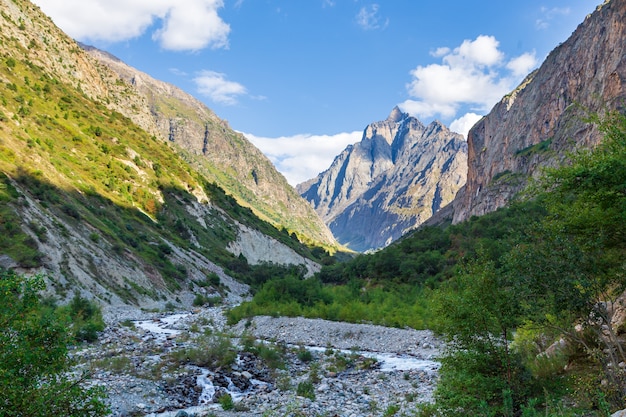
[387,106,407,123]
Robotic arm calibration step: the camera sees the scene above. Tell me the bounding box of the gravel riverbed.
[76,307,442,417]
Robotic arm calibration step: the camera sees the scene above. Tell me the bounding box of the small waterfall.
[197,370,216,404]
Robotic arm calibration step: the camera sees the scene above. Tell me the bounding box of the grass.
[515,138,553,157]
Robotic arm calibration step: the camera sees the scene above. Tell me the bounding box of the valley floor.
[76,307,441,417]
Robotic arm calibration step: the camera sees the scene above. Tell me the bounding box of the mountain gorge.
[299,107,467,251]
[3,0,626,415]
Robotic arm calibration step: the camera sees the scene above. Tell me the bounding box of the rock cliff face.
[299,108,467,251]
[452,0,626,223]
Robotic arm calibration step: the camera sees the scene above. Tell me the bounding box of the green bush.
[170,334,236,368]
[61,292,105,342]
[218,393,234,410]
[296,380,315,400]
[0,269,108,416]
[297,347,313,363]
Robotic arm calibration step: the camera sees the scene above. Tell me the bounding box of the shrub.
[63,292,105,342]
[170,334,236,368]
[0,269,108,416]
[297,347,313,363]
[218,393,234,410]
[296,380,315,400]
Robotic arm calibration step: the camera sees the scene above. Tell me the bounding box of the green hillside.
[0,12,332,305]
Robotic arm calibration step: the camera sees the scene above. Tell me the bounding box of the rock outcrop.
[452,0,626,223]
[299,108,467,251]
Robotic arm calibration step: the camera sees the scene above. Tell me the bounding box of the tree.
[513,111,626,404]
[431,257,530,416]
[0,269,108,416]
[427,112,626,415]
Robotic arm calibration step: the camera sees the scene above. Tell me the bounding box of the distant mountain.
[449,0,626,223]
[298,107,467,251]
[0,0,329,311]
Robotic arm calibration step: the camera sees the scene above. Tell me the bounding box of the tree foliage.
[427,112,626,415]
[0,269,108,416]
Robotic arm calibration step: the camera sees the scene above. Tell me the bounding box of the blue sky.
[33,0,599,185]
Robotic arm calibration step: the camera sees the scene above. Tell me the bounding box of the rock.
[317,383,329,392]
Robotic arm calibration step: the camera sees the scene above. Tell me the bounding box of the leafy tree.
[0,269,108,416]
[513,111,626,403]
[428,112,626,415]
[431,258,531,416]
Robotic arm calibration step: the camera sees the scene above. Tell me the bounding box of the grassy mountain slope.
[82,45,337,250]
[0,0,330,310]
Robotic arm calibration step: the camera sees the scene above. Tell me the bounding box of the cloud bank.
[35,0,230,51]
[399,35,538,137]
[243,131,362,186]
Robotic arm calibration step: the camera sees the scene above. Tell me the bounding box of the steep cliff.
[452,0,626,223]
[299,108,467,251]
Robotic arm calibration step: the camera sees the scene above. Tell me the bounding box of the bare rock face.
[452,0,626,223]
[299,108,467,251]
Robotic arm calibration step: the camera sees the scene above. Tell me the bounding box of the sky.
[32,0,600,185]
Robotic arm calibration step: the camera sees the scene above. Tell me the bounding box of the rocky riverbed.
[75,307,441,417]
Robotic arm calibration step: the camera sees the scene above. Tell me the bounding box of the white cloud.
[450,112,483,139]
[193,71,247,105]
[506,52,538,77]
[398,99,457,120]
[243,131,362,186]
[431,47,450,57]
[403,35,537,121]
[446,35,504,68]
[536,7,571,30]
[356,4,388,30]
[33,0,230,51]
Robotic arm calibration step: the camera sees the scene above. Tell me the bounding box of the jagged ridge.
[299,107,467,252]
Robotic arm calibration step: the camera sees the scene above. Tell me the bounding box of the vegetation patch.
[515,138,553,157]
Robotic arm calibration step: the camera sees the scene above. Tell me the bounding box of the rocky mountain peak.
[387,106,408,123]
[299,110,467,251]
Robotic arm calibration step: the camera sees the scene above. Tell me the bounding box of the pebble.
[74,307,441,417]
